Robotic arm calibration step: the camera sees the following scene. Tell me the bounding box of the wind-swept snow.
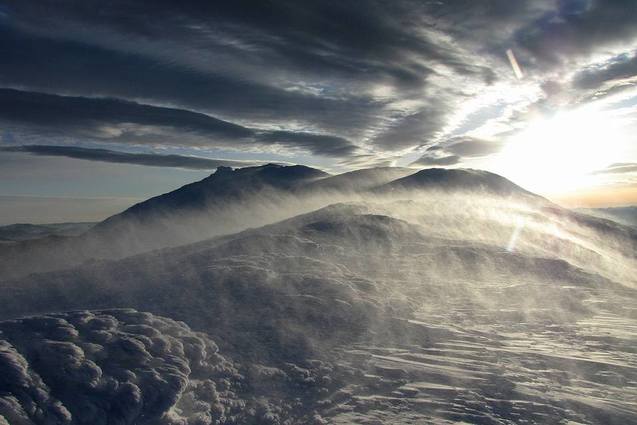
[1,166,636,424]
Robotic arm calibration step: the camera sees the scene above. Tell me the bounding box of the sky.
[1,0,637,224]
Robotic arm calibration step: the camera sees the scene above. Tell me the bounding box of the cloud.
[257,131,358,157]
[444,137,504,157]
[371,107,450,151]
[0,0,635,166]
[411,136,502,167]
[514,0,637,68]
[573,50,637,90]
[1,145,269,170]
[0,89,358,158]
[0,88,253,140]
[594,163,637,174]
[0,0,538,161]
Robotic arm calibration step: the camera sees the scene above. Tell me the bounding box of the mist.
[1,165,636,424]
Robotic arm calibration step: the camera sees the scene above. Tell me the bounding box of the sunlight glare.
[491,107,627,195]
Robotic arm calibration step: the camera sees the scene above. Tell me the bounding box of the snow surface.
[1,166,636,424]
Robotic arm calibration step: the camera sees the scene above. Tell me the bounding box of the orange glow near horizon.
[549,185,637,208]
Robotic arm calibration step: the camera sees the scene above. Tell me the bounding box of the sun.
[489,107,627,196]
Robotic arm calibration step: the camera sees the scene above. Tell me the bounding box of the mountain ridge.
[1,175,636,424]
[0,165,601,280]
[376,167,539,198]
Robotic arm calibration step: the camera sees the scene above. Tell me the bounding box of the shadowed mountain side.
[89,165,415,251]
[94,164,328,229]
[0,164,328,279]
[0,165,408,279]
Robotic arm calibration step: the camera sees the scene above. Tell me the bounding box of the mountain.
[95,163,328,229]
[91,163,327,239]
[0,165,610,281]
[577,205,637,228]
[0,164,330,279]
[0,167,436,278]
[377,167,539,199]
[304,166,413,192]
[0,222,94,243]
[2,194,636,424]
[92,165,412,240]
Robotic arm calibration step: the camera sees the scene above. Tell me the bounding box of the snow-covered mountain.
[0,165,539,280]
[376,167,539,199]
[1,171,636,423]
[95,164,328,229]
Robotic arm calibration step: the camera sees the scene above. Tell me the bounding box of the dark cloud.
[0,0,634,163]
[258,131,358,157]
[372,107,450,151]
[0,88,253,140]
[0,89,358,158]
[0,25,374,136]
[411,136,502,167]
[0,145,268,170]
[515,0,637,67]
[3,1,483,86]
[573,50,637,89]
[0,0,537,160]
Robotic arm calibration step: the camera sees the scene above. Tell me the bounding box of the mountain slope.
[0,165,620,282]
[2,196,636,424]
[0,164,331,279]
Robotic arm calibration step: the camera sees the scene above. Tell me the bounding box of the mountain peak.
[377,167,536,198]
[95,164,329,231]
[207,163,328,182]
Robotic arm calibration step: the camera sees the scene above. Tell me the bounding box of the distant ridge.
[0,222,95,243]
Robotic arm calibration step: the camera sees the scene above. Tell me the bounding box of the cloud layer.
[1,144,268,170]
[0,0,636,167]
